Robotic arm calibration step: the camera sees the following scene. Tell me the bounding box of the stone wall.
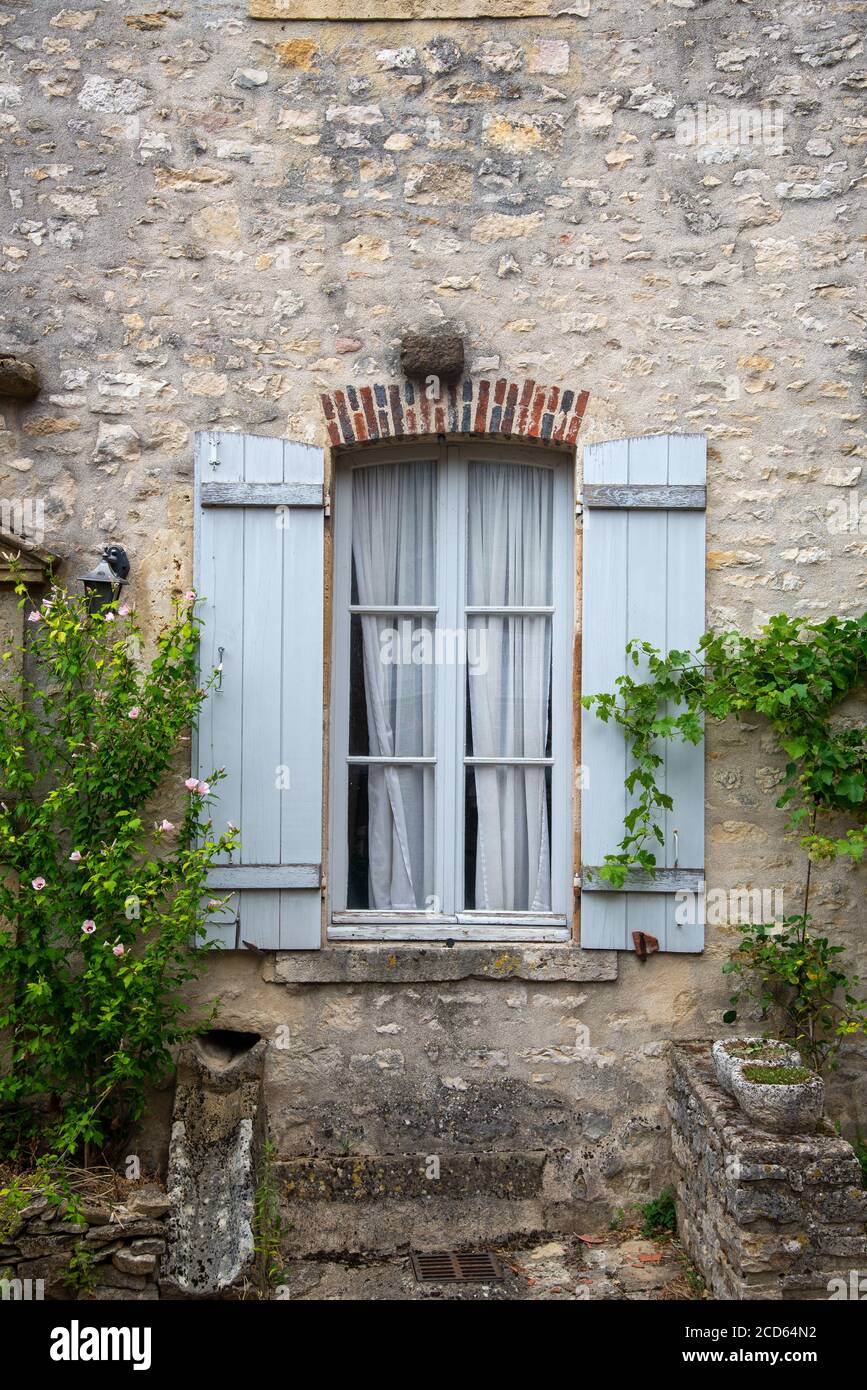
[0,0,865,1232]
[180,944,714,1253]
[671,1042,867,1300]
[0,1185,168,1302]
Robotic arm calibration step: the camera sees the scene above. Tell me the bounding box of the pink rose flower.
[118,604,131,617]
[128,706,140,720]
[104,612,115,622]
[184,590,196,601]
[206,899,222,910]
[69,850,82,862]
[27,611,42,623]
[184,777,199,791]
[196,780,211,796]
[82,920,96,935]
[31,877,46,891]
[112,943,125,958]
[158,819,175,832]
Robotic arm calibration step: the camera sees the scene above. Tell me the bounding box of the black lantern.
[78,545,130,614]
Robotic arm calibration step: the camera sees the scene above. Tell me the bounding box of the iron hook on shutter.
[209,434,220,470]
[216,646,224,692]
[673,828,679,869]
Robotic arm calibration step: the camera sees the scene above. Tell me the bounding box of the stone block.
[0,356,40,402]
[112,1249,157,1276]
[400,331,465,383]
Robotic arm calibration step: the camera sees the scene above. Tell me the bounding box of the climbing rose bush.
[0,575,237,1164]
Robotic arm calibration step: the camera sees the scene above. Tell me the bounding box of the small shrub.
[853,1130,867,1189]
[639,1186,677,1239]
[64,1243,97,1298]
[723,918,866,1075]
[253,1139,286,1292]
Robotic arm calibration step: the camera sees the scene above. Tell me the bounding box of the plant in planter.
[711,1037,801,1097]
[730,1063,825,1135]
[0,571,236,1184]
[723,916,866,1074]
[582,613,867,1076]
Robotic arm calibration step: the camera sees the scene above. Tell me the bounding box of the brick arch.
[320,377,589,450]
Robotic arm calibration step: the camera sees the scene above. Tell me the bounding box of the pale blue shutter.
[580,434,706,952]
[194,431,325,949]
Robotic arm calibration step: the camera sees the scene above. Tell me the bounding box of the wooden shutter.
[194,431,325,949]
[580,434,706,952]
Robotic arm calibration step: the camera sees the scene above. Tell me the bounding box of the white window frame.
[329,439,574,942]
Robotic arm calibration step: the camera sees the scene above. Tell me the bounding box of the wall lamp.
[78,545,130,614]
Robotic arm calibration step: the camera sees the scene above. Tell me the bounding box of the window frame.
[328,438,574,943]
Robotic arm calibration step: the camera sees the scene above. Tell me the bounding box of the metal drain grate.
[411,1251,505,1283]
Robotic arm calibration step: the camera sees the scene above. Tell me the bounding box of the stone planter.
[731,1063,825,1135]
[711,1037,801,1097]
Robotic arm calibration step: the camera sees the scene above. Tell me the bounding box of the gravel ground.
[280,1230,705,1301]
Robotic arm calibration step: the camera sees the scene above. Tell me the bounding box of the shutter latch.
[209,434,220,470]
[216,646,224,692]
[632,931,660,962]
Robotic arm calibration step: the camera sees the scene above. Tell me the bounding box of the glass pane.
[352,459,437,606]
[464,765,551,913]
[349,615,435,757]
[466,616,551,759]
[348,764,435,910]
[466,461,553,607]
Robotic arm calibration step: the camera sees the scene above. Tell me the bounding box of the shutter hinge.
[575,497,583,519]
[573,872,582,893]
[324,488,331,519]
[208,434,220,470]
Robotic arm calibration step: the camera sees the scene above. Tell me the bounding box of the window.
[330,441,573,941]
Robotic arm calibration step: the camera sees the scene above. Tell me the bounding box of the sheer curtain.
[352,461,436,909]
[467,463,553,912]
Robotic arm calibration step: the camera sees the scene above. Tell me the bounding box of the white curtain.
[467,463,553,912]
[352,462,436,909]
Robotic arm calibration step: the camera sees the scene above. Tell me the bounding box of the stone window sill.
[250,1,560,18]
[268,941,618,985]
